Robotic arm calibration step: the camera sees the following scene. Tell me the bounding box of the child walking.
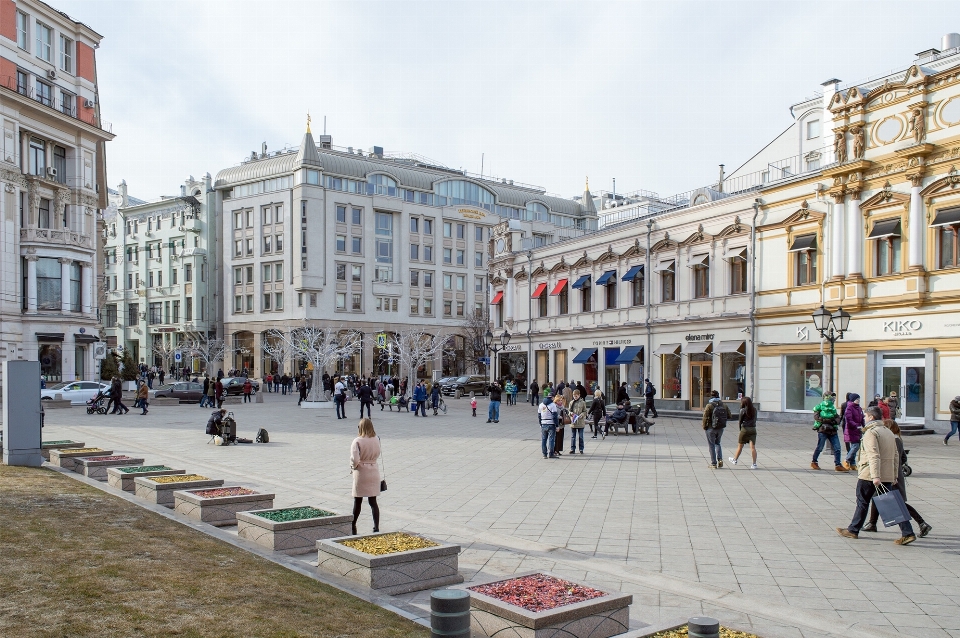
[471,394,477,417]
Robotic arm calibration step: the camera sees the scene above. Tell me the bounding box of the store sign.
[501,344,523,352]
[685,333,714,341]
[537,342,562,349]
[458,208,486,220]
[796,327,810,341]
[883,320,922,336]
[592,339,632,345]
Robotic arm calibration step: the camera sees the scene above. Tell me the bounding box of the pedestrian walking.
[487,382,502,423]
[214,378,224,408]
[430,382,441,415]
[569,389,586,454]
[944,395,960,445]
[158,369,165,385]
[302,376,312,409]
[836,406,917,545]
[413,381,427,416]
[589,389,606,438]
[702,390,728,468]
[529,380,540,406]
[265,373,273,392]
[350,418,381,536]
[136,380,149,415]
[843,394,864,470]
[729,396,758,469]
[471,394,477,417]
[110,377,129,415]
[200,375,211,408]
[358,380,373,418]
[862,419,932,537]
[643,378,659,418]
[811,393,847,472]
[539,393,559,459]
[553,395,567,455]
[504,380,515,406]
[242,378,253,403]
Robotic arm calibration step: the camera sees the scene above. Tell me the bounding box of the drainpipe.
[645,219,653,382]
[749,200,760,400]
[526,250,533,399]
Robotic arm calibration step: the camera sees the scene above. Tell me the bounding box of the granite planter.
[48,448,113,470]
[466,572,632,638]
[133,475,224,508]
[316,532,462,595]
[72,456,146,481]
[237,507,353,554]
[173,487,276,527]
[106,466,186,492]
[40,440,85,461]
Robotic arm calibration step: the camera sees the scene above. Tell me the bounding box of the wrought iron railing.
[0,74,113,133]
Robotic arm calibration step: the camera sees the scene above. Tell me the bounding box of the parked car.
[40,381,111,405]
[441,375,489,398]
[220,377,260,395]
[152,382,204,402]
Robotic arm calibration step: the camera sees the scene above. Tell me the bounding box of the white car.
[41,381,111,405]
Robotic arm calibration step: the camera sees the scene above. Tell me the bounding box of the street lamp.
[811,305,851,395]
[482,329,512,382]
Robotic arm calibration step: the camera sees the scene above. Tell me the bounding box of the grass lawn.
[0,465,429,638]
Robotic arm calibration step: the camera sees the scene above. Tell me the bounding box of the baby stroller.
[86,390,108,415]
[902,449,912,477]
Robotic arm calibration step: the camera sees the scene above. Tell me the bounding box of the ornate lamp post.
[482,329,512,383]
[811,305,851,395]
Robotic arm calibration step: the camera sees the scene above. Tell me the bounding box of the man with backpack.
[643,378,659,418]
[812,392,848,472]
[702,390,728,468]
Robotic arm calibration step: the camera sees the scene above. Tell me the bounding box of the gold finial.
[306,112,312,134]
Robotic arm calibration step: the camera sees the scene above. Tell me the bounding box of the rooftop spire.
[582,176,597,214]
[306,111,312,134]
[295,125,321,168]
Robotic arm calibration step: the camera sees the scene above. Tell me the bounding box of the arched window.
[367,174,397,197]
[526,201,549,221]
[434,180,495,210]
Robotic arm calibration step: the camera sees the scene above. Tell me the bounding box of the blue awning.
[614,345,643,364]
[621,265,644,281]
[595,270,617,286]
[572,347,598,364]
[571,275,591,289]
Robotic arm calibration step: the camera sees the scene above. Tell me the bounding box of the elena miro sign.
[685,334,714,341]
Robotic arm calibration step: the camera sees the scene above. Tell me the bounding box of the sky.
[54,0,960,202]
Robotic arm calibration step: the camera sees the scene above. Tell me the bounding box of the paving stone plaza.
[39,393,960,638]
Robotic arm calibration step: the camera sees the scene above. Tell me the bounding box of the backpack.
[711,402,729,429]
[255,428,269,443]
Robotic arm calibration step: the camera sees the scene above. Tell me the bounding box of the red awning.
[531,283,547,298]
[490,291,504,305]
[550,279,568,296]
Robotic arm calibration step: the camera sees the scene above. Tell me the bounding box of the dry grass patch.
[0,465,429,638]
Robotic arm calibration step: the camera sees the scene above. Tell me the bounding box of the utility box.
[2,360,43,466]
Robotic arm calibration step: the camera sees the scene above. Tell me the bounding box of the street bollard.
[687,616,720,638]
[430,589,470,638]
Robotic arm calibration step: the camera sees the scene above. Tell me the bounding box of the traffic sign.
[174,351,182,362]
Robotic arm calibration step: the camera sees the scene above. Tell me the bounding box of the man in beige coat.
[837,406,916,545]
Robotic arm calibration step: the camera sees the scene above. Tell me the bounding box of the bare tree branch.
[151,340,177,371]
[281,323,362,402]
[261,328,292,375]
[183,337,228,375]
[388,328,447,386]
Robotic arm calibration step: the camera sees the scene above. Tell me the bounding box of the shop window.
[721,349,746,401]
[661,353,681,399]
[785,354,824,411]
[939,223,959,268]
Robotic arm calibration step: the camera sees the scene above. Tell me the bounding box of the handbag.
[378,437,388,492]
[872,483,910,527]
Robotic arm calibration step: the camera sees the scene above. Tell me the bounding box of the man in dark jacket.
[946,396,960,445]
[607,403,629,433]
[487,382,503,423]
[643,378,659,418]
[430,383,442,415]
[530,380,540,406]
[358,380,373,418]
[201,375,211,408]
[702,391,727,468]
[616,382,630,405]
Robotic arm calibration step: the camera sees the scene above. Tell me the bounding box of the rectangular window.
[128,303,140,324]
[336,292,346,309]
[352,265,362,282]
[538,293,548,317]
[246,295,253,312]
[263,293,271,311]
[105,304,117,327]
[693,258,710,299]
[456,275,465,291]
[423,298,433,315]
[581,283,592,312]
[731,255,747,294]
[456,301,465,317]
[60,35,73,73]
[424,245,433,262]
[875,236,902,276]
[336,205,346,223]
[785,354,824,411]
[173,300,180,323]
[298,292,303,307]
[245,266,253,283]
[148,271,154,287]
[352,208,362,225]
[352,294,362,311]
[424,271,433,288]
[275,205,283,223]
[235,240,243,257]
[796,250,817,286]
[375,212,393,281]
[127,273,133,289]
[806,119,820,140]
[246,238,254,255]
[456,249,464,266]
[632,278,644,306]
[263,235,272,253]
[275,234,283,251]
[235,296,243,312]
[172,268,178,285]
[149,302,162,325]
[475,226,483,242]
[456,223,465,239]
[53,146,66,184]
[939,225,959,269]
[36,80,51,107]
[17,69,28,95]
[336,235,346,252]
[245,210,253,228]
[605,281,617,309]
[234,211,242,229]
[660,262,676,302]
[410,297,419,314]
[410,270,420,286]
[275,292,283,310]
[262,206,273,225]
[69,262,81,312]
[410,243,419,260]
[443,248,452,264]
[558,286,569,314]
[29,138,46,176]
[36,22,52,62]
[410,217,419,233]
[17,11,28,50]
[443,222,452,238]
[475,251,483,267]
[275,263,283,280]
[443,274,453,290]
[262,264,272,282]
[185,264,193,282]
[352,236,362,254]
[336,263,346,280]
[38,197,51,228]
[310,293,317,307]
[424,219,433,235]
[443,300,452,316]
[475,276,484,292]
[59,91,74,117]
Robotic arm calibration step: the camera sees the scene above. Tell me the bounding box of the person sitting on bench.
[607,403,629,433]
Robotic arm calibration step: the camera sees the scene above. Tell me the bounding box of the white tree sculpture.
[261,329,292,376]
[184,336,227,376]
[285,324,362,402]
[151,339,178,372]
[388,328,447,387]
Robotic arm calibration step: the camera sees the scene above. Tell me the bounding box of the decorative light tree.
[183,336,228,376]
[283,324,362,404]
[388,328,448,387]
[151,340,178,373]
[261,329,292,378]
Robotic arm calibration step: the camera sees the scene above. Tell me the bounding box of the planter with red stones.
[47,448,113,471]
[173,487,275,527]
[72,455,146,481]
[237,507,353,554]
[40,440,85,461]
[133,474,224,508]
[466,572,632,638]
[106,466,186,492]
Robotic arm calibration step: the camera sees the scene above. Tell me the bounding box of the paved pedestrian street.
[42,395,960,638]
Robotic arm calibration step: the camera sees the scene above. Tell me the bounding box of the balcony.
[0,74,113,134]
[20,227,93,248]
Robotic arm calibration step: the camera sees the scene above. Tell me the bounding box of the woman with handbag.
[861,420,932,537]
[350,417,382,535]
[729,396,758,468]
[589,390,607,439]
[553,395,567,456]
[569,389,587,454]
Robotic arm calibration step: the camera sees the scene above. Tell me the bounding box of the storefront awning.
[490,291,504,305]
[788,234,817,252]
[653,260,675,273]
[74,334,99,343]
[723,247,747,261]
[531,283,547,298]
[687,254,709,268]
[571,275,591,289]
[716,340,745,354]
[572,347,598,364]
[931,206,960,227]
[652,343,681,356]
[595,270,617,286]
[36,333,64,342]
[550,279,568,295]
[621,265,644,281]
[684,341,713,354]
[614,345,644,364]
[868,219,902,239]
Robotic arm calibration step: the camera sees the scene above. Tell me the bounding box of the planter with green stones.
[236,507,353,554]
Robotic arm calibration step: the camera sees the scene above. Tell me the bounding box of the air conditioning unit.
[46,167,58,178]
[83,98,95,108]
[46,69,56,80]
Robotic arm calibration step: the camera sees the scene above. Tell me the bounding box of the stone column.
[908,176,924,269]
[26,255,38,312]
[505,277,515,323]
[831,194,845,278]
[60,257,72,312]
[846,190,863,277]
[81,263,93,315]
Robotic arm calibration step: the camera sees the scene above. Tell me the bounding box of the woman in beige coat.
[350,417,381,535]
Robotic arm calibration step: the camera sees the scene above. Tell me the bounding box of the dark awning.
[614,345,644,364]
[788,234,817,252]
[621,265,644,281]
[74,334,99,343]
[572,348,598,364]
[531,283,547,298]
[550,279,568,296]
[35,333,64,342]
[868,219,902,239]
[595,270,617,286]
[571,275,591,289]
[931,207,960,227]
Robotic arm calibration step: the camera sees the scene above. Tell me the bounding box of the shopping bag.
[872,484,910,527]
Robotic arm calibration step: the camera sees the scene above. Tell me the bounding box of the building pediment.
[594,245,618,263]
[530,261,546,278]
[620,239,644,259]
[715,216,747,238]
[548,257,568,273]
[650,238,677,253]
[679,225,710,247]
[860,188,910,211]
[920,170,960,202]
[572,251,591,268]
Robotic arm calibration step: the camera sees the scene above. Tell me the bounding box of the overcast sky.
[55,0,960,201]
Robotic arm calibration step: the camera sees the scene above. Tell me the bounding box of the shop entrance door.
[879,354,925,423]
[690,361,712,410]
